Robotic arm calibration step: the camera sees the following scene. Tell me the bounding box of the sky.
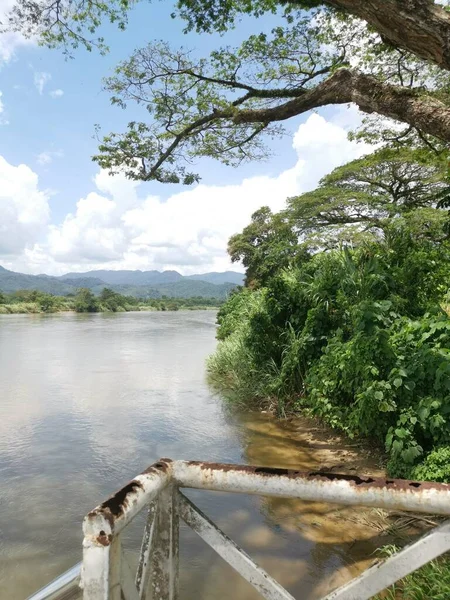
[0,0,372,276]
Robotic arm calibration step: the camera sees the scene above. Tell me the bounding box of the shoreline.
[0,305,220,315]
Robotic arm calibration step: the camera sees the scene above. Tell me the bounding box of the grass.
[0,302,42,314]
[375,546,450,599]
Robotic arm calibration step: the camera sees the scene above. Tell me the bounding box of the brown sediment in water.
[220,411,424,599]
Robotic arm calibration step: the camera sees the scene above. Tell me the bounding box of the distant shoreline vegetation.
[0,288,224,315]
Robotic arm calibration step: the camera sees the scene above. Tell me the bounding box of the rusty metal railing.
[28,459,450,600]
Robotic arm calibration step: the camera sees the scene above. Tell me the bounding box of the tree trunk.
[320,0,450,71]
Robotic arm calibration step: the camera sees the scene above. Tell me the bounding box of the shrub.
[411,447,450,483]
[74,288,99,313]
[209,240,450,478]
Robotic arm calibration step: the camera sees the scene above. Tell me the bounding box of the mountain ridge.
[0,266,244,299]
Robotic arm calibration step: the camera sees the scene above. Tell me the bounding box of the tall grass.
[375,546,450,600]
[0,302,41,314]
[207,329,265,405]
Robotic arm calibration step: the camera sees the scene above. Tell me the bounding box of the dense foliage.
[74,288,101,313]
[228,207,307,288]
[287,148,450,249]
[209,150,450,488]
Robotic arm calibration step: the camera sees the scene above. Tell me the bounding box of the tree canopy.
[287,148,450,247]
[227,206,306,287]
[3,0,450,182]
[225,148,450,292]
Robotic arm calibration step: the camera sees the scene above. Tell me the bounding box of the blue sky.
[0,0,370,275]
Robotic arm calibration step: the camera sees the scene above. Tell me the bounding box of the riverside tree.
[2,0,450,181]
[288,147,450,247]
[227,207,306,287]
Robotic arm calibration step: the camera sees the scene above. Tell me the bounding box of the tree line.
[0,288,223,314]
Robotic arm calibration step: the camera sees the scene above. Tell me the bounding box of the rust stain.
[187,461,450,493]
[309,472,376,485]
[143,457,172,475]
[86,459,171,527]
[96,530,113,547]
[99,479,144,518]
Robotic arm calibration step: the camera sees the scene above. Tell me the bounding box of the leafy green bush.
[410,447,450,483]
[216,288,260,340]
[209,228,450,478]
[37,293,57,312]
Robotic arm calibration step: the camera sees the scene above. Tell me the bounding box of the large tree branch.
[123,68,450,183]
[308,0,450,70]
[230,69,450,142]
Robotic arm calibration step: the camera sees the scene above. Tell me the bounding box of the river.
[0,311,384,599]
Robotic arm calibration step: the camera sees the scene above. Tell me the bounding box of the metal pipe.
[81,461,172,599]
[323,519,450,599]
[83,460,172,540]
[26,563,81,600]
[172,460,450,516]
[179,492,295,600]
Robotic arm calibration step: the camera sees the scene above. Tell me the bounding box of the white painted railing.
[28,459,450,600]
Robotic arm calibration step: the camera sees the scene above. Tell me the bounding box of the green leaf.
[392,440,404,454]
[395,428,408,439]
[385,432,394,450]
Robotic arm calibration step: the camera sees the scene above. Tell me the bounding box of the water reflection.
[0,312,385,599]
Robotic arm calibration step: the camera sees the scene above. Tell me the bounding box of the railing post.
[136,501,158,599]
[82,517,116,600]
[147,486,179,600]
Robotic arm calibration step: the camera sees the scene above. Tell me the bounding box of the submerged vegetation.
[0,288,223,314]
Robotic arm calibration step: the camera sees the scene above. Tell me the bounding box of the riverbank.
[231,411,444,600]
[0,288,224,314]
[0,304,220,314]
[209,389,450,599]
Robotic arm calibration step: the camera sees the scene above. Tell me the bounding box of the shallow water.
[0,311,383,599]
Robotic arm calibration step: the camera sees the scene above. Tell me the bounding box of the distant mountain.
[59,269,244,286]
[186,271,244,285]
[60,269,184,286]
[0,265,243,299]
[0,266,75,295]
[92,280,236,300]
[59,277,106,288]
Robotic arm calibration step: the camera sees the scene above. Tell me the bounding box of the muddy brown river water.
[0,311,388,599]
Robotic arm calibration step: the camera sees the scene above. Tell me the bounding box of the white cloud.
[0,91,9,125]
[0,108,374,275]
[0,157,50,258]
[0,0,34,64]
[36,149,64,166]
[0,31,32,64]
[34,71,51,95]
[49,89,64,98]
